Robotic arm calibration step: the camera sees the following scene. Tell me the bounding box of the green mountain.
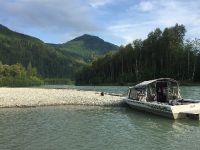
[0,24,118,79]
[49,34,118,62]
[0,24,84,78]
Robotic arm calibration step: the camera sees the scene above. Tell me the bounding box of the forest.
[0,63,43,87]
[0,24,118,86]
[75,24,200,85]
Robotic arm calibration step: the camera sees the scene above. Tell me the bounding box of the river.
[0,86,200,150]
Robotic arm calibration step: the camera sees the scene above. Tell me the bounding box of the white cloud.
[137,1,154,12]
[155,1,200,26]
[109,0,200,44]
[0,0,199,45]
[89,0,113,7]
[108,22,156,44]
[0,0,107,43]
[154,0,200,39]
[0,0,100,33]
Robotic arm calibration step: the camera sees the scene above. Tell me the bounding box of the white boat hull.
[125,98,200,119]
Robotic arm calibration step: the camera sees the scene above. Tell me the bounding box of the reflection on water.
[0,105,200,150]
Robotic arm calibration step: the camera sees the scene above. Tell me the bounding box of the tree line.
[0,62,43,87]
[75,24,200,85]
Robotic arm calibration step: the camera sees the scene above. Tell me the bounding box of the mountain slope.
[50,34,118,62]
[0,24,83,78]
[66,34,118,53]
[0,24,118,79]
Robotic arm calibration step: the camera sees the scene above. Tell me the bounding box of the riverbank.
[0,88,123,108]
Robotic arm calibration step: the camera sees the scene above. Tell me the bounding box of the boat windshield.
[168,82,180,100]
[147,81,180,102]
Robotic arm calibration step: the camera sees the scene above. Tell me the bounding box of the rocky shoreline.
[0,88,124,108]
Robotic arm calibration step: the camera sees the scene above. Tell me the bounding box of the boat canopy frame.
[128,78,181,103]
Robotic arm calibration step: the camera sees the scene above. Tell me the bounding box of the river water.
[0,86,200,150]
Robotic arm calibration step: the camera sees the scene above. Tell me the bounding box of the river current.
[0,86,200,150]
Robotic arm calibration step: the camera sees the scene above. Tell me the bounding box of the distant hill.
[67,34,118,53]
[0,24,118,79]
[49,34,118,62]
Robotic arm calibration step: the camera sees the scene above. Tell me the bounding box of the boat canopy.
[133,78,178,89]
[128,78,181,102]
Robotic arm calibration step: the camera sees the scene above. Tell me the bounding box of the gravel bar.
[0,88,124,108]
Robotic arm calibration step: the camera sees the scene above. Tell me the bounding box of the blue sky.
[0,0,200,45]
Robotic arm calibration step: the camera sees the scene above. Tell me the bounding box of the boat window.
[168,82,179,100]
[129,89,137,100]
[129,88,146,101]
[147,84,156,102]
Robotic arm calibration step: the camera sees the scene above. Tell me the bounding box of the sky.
[0,0,200,45]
